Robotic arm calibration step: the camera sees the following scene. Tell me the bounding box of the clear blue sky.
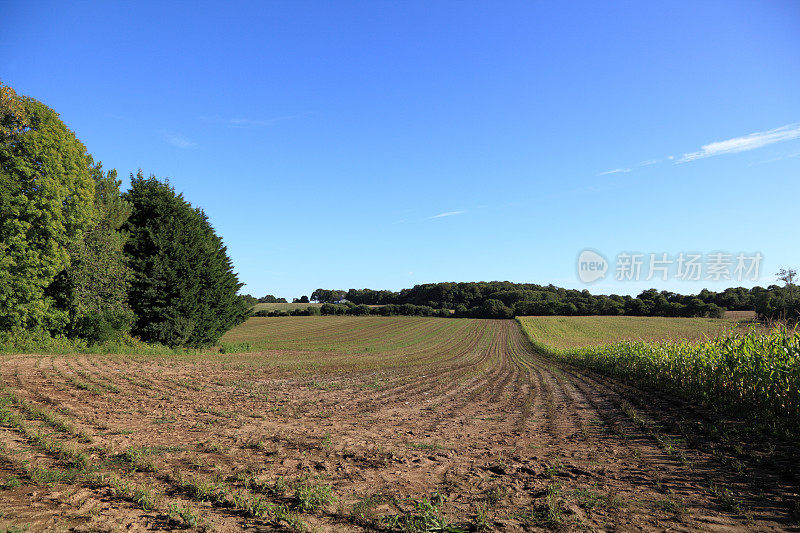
[3,1,799,299]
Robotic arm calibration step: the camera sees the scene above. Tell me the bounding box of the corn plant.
[531,326,800,435]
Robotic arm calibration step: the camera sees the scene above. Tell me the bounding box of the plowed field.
[0,317,797,531]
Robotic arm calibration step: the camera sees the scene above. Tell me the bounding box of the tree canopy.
[0,83,98,332]
[1,83,255,348]
[122,173,250,347]
[315,282,746,319]
[47,164,133,342]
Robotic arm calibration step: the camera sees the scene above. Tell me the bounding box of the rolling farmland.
[516,314,756,351]
[0,317,798,531]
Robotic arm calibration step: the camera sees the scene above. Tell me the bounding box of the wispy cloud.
[598,168,631,176]
[596,122,800,175]
[637,159,661,167]
[430,210,465,219]
[752,149,800,165]
[163,132,197,149]
[678,123,800,163]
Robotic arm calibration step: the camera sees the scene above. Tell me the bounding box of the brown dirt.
[0,320,798,532]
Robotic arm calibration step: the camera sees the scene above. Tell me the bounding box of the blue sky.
[2,1,799,299]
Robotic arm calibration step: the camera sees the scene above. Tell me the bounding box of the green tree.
[0,84,29,140]
[0,83,97,332]
[47,164,133,343]
[240,294,258,306]
[772,268,799,322]
[311,289,346,303]
[122,173,249,347]
[476,299,513,319]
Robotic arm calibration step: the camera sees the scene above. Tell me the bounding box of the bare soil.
[0,319,798,531]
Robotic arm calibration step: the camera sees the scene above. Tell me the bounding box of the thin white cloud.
[163,132,197,149]
[637,159,660,167]
[752,149,800,165]
[678,123,800,163]
[592,122,799,177]
[430,210,465,219]
[598,168,631,176]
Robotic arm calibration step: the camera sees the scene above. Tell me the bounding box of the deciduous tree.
[48,165,133,342]
[0,83,97,332]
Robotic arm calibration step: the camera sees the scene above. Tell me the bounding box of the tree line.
[755,269,799,323]
[307,282,798,321]
[1,83,249,348]
[254,302,452,318]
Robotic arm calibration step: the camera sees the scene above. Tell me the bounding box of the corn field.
[526,326,800,435]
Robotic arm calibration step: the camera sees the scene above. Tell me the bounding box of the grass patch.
[518,482,565,529]
[351,493,392,526]
[381,493,464,533]
[26,465,80,485]
[293,481,335,512]
[655,492,687,515]
[568,487,624,510]
[168,502,200,527]
[1,475,22,489]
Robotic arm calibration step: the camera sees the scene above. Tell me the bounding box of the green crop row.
[520,321,800,436]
